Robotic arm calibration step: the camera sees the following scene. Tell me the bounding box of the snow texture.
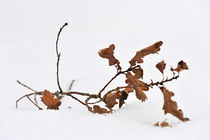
[0,0,210,140]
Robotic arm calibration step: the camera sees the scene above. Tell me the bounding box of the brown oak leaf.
[129,41,163,66]
[171,60,189,73]
[105,92,120,109]
[41,90,61,110]
[126,72,149,101]
[119,91,128,108]
[98,44,121,71]
[135,87,147,102]
[132,66,143,79]
[156,60,166,73]
[160,87,189,122]
[93,105,111,114]
[126,72,149,91]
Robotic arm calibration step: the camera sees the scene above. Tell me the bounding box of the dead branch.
[56,22,68,93]
[16,23,189,123]
[16,92,42,109]
[147,74,179,88]
[17,80,39,104]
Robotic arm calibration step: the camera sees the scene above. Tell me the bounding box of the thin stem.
[147,74,179,87]
[17,80,37,92]
[56,22,68,93]
[68,80,75,91]
[56,53,63,93]
[16,92,42,109]
[17,80,39,104]
[98,72,121,98]
[97,65,140,98]
[26,96,43,110]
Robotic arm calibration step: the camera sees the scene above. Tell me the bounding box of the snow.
[1,0,210,139]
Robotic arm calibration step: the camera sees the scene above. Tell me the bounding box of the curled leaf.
[160,87,189,122]
[93,105,111,114]
[104,92,120,109]
[98,44,121,71]
[156,60,166,73]
[132,66,143,79]
[171,60,189,73]
[41,90,61,110]
[129,41,163,66]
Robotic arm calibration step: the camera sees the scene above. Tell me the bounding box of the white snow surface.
[1,0,210,140]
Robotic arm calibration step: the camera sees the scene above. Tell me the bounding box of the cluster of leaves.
[16,23,189,126]
[94,41,189,122]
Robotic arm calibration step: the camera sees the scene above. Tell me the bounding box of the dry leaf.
[154,122,159,127]
[135,87,147,102]
[41,90,61,110]
[105,92,120,109]
[156,60,166,73]
[171,60,189,73]
[129,41,163,66]
[124,87,134,94]
[132,66,143,79]
[160,120,169,127]
[126,72,149,91]
[119,91,128,108]
[98,44,121,71]
[160,87,189,121]
[93,105,111,114]
[126,72,149,101]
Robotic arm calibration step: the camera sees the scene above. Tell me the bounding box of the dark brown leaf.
[156,60,166,73]
[135,87,147,102]
[119,91,128,108]
[41,90,61,110]
[160,120,170,127]
[104,92,120,109]
[160,87,189,122]
[126,72,149,101]
[93,105,111,114]
[171,60,189,73]
[126,72,149,91]
[129,41,163,66]
[132,66,143,79]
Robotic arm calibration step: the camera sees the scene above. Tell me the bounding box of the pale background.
[0,0,210,140]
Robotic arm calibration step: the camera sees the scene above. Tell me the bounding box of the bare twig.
[97,65,140,98]
[56,22,68,93]
[66,94,87,106]
[16,92,42,109]
[147,74,179,87]
[68,80,75,91]
[26,96,43,110]
[17,80,37,92]
[17,80,39,104]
